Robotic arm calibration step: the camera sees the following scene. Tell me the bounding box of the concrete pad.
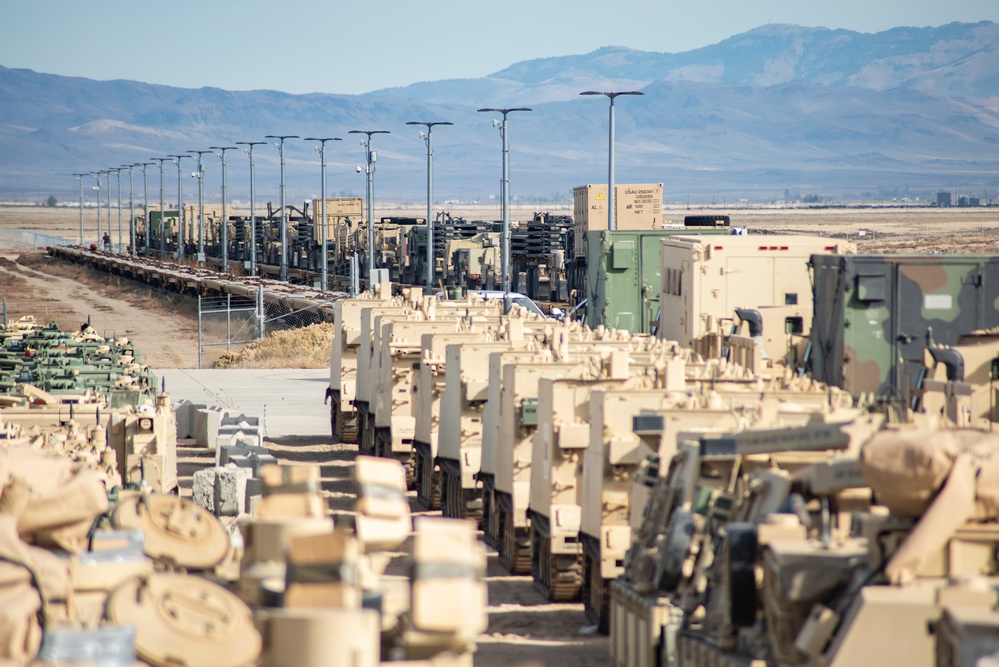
[155,369,330,439]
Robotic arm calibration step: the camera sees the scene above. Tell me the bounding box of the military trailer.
[809,254,999,399]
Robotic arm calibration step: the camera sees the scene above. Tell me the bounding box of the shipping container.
[312,197,364,244]
[573,184,664,258]
[585,228,730,334]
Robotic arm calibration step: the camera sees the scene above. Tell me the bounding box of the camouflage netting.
[212,323,335,369]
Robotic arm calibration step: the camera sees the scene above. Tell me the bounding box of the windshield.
[512,297,545,317]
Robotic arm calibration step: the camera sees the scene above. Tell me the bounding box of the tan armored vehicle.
[437,338,527,521]
[413,330,492,509]
[610,413,892,667]
[659,234,855,363]
[326,285,393,443]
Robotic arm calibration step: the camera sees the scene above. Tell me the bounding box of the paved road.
[154,368,330,439]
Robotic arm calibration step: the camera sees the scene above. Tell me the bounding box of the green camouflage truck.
[809,254,999,399]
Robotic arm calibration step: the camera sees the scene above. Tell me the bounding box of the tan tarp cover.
[858,429,999,584]
[0,445,109,552]
[0,516,43,663]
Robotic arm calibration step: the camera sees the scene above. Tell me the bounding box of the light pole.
[477,107,531,296]
[188,150,212,266]
[236,141,265,277]
[348,129,390,281]
[110,167,123,252]
[210,146,238,274]
[137,162,154,254]
[265,135,299,281]
[304,137,342,292]
[73,173,87,245]
[406,121,452,290]
[104,170,112,250]
[150,158,169,258]
[579,90,644,231]
[168,155,192,259]
[122,165,135,253]
[93,172,103,247]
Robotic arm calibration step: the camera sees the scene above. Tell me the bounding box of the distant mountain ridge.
[2,21,998,202]
[374,21,999,105]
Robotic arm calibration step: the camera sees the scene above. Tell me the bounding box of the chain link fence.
[0,230,76,251]
[198,293,263,368]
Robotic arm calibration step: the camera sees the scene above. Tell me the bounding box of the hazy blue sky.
[2,0,996,95]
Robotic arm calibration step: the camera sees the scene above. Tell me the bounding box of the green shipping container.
[585,229,731,334]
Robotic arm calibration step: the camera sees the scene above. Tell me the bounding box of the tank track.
[531,517,582,602]
[441,466,483,524]
[357,406,375,456]
[499,507,532,574]
[334,406,358,444]
[415,446,441,510]
[482,484,500,548]
[582,549,610,634]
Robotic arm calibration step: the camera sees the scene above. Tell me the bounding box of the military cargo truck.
[658,234,854,360]
[810,254,999,399]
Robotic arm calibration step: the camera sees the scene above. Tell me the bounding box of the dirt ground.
[4,203,999,666]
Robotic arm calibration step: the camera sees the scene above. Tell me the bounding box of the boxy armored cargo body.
[809,254,999,398]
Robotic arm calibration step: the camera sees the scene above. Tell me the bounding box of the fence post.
[197,294,203,369]
[227,294,232,353]
[257,285,265,339]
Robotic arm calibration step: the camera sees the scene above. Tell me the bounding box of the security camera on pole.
[348,129,390,284]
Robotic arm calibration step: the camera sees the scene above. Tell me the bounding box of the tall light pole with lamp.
[406,121,452,290]
[265,135,299,281]
[210,146,238,273]
[150,158,169,258]
[348,129,390,281]
[103,170,113,250]
[163,153,194,259]
[236,141,265,277]
[93,172,104,247]
[111,167,123,252]
[579,90,644,231]
[476,107,531,297]
[304,137,342,292]
[121,165,135,253]
[73,173,87,245]
[188,149,212,265]
[137,162,154,254]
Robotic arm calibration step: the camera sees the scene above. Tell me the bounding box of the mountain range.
[2,21,998,204]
